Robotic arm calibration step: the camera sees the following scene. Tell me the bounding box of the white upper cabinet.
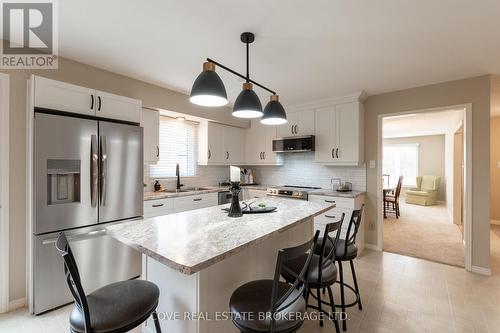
[33,76,142,123]
[141,108,160,165]
[277,109,315,138]
[198,121,245,166]
[244,120,283,166]
[314,101,364,165]
[95,90,142,123]
[34,76,95,116]
[223,125,245,164]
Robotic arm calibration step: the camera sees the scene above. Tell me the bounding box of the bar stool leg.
[327,286,340,333]
[338,261,347,331]
[349,260,362,310]
[152,310,162,333]
[316,287,324,327]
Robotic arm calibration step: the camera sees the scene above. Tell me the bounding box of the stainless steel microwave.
[272,135,315,152]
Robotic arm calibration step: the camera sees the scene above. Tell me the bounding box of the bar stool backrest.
[343,205,365,254]
[55,232,91,333]
[271,230,320,332]
[317,214,344,283]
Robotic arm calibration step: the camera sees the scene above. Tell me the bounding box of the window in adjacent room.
[149,116,198,178]
[383,143,419,187]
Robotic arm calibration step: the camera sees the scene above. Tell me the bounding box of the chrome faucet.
[176,163,184,191]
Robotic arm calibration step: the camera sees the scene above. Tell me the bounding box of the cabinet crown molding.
[284,91,367,112]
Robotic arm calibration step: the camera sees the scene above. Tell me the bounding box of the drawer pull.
[325,200,336,203]
[193,198,202,201]
[152,204,164,208]
[325,215,336,219]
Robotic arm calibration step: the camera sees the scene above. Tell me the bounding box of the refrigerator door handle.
[91,135,98,207]
[100,136,108,206]
[41,229,107,245]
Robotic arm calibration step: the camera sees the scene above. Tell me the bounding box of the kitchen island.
[106,197,335,333]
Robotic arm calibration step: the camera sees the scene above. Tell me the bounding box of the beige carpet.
[383,201,465,267]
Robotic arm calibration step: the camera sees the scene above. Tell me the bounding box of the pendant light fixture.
[190,32,287,124]
[189,62,228,107]
[261,95,287,125]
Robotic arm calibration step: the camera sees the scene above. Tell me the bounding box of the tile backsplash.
[144,152,366,192]
[249,152,366,191]
[144,165,230,191]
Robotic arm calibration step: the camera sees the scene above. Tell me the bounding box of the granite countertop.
[144,186,226,201]
[144,184,271,201]
[106,197,335,275]
[308,189,366,199]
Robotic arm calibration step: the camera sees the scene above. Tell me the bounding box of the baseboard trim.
[364,243,381,251]
[9,297,26,311]
[491,220,500,226]
[471,266,491,276]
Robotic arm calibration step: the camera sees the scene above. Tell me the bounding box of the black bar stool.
[319,206,364,331]
[281,215,344,333]
[55,232,162,333]
[229,231,320,333]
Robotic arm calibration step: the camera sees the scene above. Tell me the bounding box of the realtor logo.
[1,0,58,68]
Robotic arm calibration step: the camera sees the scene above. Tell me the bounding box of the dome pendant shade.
[261,95,287,125]
[189,62,228,107]
[232,83,263,118]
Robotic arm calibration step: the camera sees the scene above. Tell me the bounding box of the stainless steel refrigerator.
[31,112,143,314]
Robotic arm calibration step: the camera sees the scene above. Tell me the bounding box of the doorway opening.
[378,105,471,269]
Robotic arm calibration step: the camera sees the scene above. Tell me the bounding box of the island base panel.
[143,218,313,333]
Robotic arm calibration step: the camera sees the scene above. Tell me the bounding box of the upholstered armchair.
[405,176,441,206]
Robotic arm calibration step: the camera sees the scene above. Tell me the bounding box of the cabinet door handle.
[193,198,202,202]
[97,96,102,111]
[208,149,211,159]
[263,152,266,160]
[336,148,339,158]
[325,214,336,219]
[90,95,94,110]
[156,145,159,158]
[259,152,262,160]
[325,200,336,203]
[226,151,229,160]
[291,125,295,134]
[331,148,335,159]
[294,125,298,134]
[152,203,164,208]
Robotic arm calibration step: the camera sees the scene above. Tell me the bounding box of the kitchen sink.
[163,187,213,193]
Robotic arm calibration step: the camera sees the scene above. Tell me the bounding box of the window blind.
[149,116,198,178]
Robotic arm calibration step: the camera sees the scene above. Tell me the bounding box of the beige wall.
[365,75,491,269]
[383,135,446,201]
[1,57,248,302]
[491,117,500,221]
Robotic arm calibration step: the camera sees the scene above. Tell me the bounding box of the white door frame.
[0,73,10,313]
[376,104,473,271]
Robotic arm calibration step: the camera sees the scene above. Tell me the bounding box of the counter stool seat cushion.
[281,254,337,287]
[69,280,159,333]
[315,238,358,261]
[229,280,306,333]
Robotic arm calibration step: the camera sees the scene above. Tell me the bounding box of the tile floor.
[1,231,500,333]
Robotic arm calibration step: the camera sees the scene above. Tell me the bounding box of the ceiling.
[59,0,500,107]
[383,110,463,138]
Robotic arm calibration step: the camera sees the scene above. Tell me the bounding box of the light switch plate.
[497,162,500,168]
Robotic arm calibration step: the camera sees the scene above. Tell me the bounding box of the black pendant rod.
[246,41,249,82]
[206,57,276,95]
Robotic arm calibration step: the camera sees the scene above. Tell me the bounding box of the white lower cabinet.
[308,194,365,253]
[172,193,218,213]
[144,193,219,218]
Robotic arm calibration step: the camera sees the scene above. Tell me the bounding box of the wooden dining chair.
[384,176,403,218]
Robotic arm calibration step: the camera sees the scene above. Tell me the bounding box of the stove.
[266,185,321,200]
